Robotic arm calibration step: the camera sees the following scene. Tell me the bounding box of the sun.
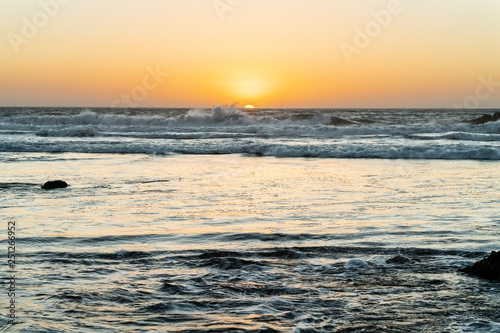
[244,105,255,109]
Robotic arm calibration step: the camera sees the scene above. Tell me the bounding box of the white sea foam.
[0,107,499,159]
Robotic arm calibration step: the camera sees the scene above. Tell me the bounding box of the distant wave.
[0,106,499,159]
[1,137,499,159]
[408,131,500,142]
[3,107,344,129]
[1,108,498,137]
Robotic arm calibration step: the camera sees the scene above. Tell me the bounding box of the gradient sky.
[1,0,500,108]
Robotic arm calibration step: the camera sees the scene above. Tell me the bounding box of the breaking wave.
[0,107,499,159]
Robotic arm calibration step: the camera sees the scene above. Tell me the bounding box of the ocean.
[1,107,499,332]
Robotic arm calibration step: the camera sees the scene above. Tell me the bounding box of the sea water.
[0,107,499,332]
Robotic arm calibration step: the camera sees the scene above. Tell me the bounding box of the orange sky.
[1,0,499,108]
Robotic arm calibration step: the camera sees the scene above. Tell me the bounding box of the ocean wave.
[19,233,486,259]
[1,107,275,127]
[36,126,99,137]
[1,107,499,159]
[1,107,498,137]
[409,130,500,142]
[17,239,498,333]
[0,107,353,139]
[1,138,499,159]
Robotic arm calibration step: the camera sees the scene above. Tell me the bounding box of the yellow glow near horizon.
[213,67,278,106]
[0,1,499,107]
[244,105,255,109]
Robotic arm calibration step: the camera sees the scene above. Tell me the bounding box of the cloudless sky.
[1,0,499,108]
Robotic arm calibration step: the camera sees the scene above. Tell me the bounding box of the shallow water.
[1,154,499,332]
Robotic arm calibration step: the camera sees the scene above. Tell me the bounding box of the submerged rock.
[468,112,500,125]
[42,180,69,190]
[460,251,500,281]
[387,255,412,265]
[344,259,369,269]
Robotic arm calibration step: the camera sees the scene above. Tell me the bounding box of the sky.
[1,0,500,108]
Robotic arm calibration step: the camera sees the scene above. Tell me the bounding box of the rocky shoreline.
[468,111,500,125]
[460,251,500,281]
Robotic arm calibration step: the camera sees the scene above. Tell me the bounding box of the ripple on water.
[14,245,500,332]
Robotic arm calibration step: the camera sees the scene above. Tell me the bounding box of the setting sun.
[0,1,499,331]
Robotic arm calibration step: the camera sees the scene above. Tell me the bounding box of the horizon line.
[1,106,499,110]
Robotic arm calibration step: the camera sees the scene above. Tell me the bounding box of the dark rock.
[387,255,412,265]
[469,114,493,125]
[459,251,500,281]
[42,180,69,190]
[468,112,500,125]
[426,279,446,285]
